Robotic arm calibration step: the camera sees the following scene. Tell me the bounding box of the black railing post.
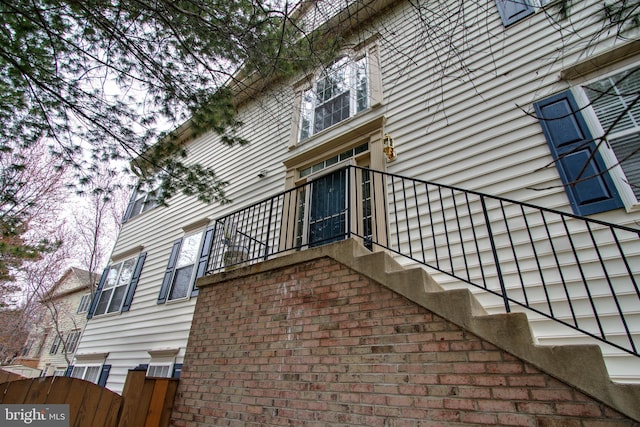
[480,196,511,313]
[264,198,275,261]
[347,166,352,239]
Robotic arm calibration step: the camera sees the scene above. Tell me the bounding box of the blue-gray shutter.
[495,0,535,26]
[98,364,111,387]
[191,225,216,297]
[87,268,109,319]
[534,90,624,215]
[64,365,74,377]
[157,239,182,304]
[172,363,183,379]
[121,252,147,312]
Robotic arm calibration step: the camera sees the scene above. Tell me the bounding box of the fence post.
[118,368,148,427]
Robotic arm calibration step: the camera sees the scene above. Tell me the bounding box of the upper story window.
[88,251,147,318]
[158,222,216,304]
[64,330,81,353]
[50,335,62,354]
[167,231,202,301]
[123,186,160,222]
[77,293,91,313]
[299,56,369,141]
[583,65,640,201]
[94,257,136,315]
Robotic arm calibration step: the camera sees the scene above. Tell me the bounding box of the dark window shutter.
[158,239,182,304]
[191,225,216,297]
[121,252,147,312]
[87,268,109,319]
[98,364,111,387]
[122,189,138,222]
[495,0,535,26]
[64,365,74,377]
[534,90,624,215]
[172,363,183,379]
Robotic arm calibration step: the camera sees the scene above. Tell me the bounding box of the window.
[93,257,135,315]
[123,186,160,222]
[64,330,81,353]
[50,335,62,354]
[88,252,147,318]
[158,231,204,302]
[77,293,91,313]
[147,364,171,378]
[582,65,640,201]
[299,56,369,141]
[67,363,111,386]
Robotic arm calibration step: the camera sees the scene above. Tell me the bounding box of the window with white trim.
[168,231,203,301]
[77,293,91,313]
[123,186,161,222]
[70,365,101,383]
[50,335,62,354]
[64,330,81,354]
[93,257,136,315]
[147,364,171,378]
[299,55,369,141]
[582,65,640,201]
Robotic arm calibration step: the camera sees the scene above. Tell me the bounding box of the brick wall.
[172,257,636,426]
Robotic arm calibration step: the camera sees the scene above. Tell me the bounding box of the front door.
[308,168,347,246]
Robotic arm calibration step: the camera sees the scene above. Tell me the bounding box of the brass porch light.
[383,133,397,161]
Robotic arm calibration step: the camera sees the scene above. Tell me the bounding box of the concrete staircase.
[317,239,640,422]
[426,269,640,384]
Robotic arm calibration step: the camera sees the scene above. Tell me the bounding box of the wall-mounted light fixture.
[383,133,397,161]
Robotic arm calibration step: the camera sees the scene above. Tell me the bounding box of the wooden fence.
[0,369,178,427]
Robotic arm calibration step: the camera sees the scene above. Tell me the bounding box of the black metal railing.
[205,165,640,357]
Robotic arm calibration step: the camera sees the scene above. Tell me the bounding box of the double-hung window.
[582,65,640,202]
[299,55,369,141]
[70,365,101,382]
[50,335,62,354]
[123,186,161,222]
[158,225,215,303]
[77,293,91,313]
[88,252,147,318]
[93,257,135,315]
[67,363,111,386]
[64,330,81,354]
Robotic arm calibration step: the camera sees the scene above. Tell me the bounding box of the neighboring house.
[75,0,640,394]
[19,268,96,379]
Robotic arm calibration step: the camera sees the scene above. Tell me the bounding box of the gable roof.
[40,267,99,302]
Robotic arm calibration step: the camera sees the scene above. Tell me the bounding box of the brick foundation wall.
[172,257,636,426]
